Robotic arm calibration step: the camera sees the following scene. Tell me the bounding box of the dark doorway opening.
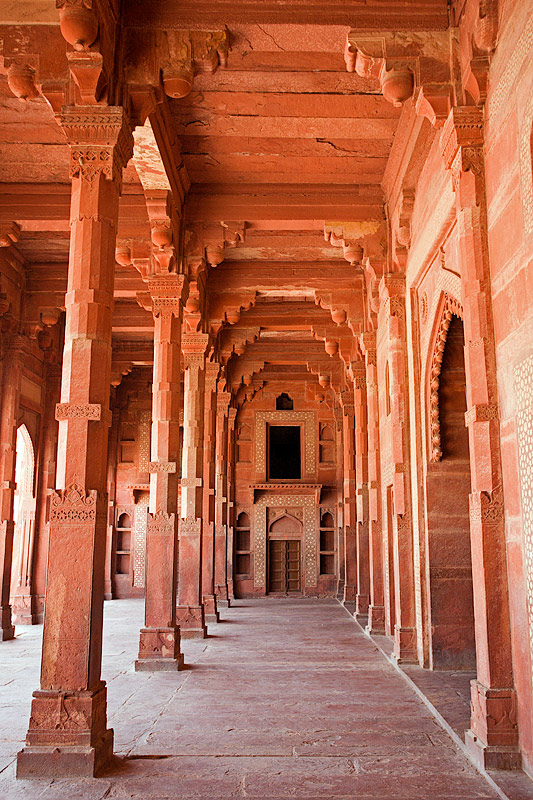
[268,425,301,479]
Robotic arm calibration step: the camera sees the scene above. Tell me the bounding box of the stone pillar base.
[176,605,208,639]
[466,680,520,768]
[0,604,15,640]
[135,626,184,671]
[342,584,356,605]
[355,593,370,617]
[465,729,521,771]
[202,595,220,624]
[366,604,386,633]
[12,596,39,626]
[215,585,230,608]
[17,684,113,778]
[393,625,417,663]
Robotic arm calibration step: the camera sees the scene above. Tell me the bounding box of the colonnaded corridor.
[0,599,515,800]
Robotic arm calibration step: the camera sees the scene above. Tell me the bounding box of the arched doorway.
[10,424,37,624]
[268,513,302,594]
[425,309,476,669]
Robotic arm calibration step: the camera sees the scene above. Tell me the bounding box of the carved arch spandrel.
[426,292,464,463]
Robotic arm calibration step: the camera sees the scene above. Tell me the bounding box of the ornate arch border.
[425,291,464,462]
[253,494,317,590]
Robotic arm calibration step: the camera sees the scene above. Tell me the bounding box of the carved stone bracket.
[345,30,453,126]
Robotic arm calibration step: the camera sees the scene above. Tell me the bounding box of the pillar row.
[177,332,209,638]
[201,360,220,623]
[360,332,386,633]
[0,334,25,641]
[341,390,357,606]
[380,275,417,663]
[352,359,370,618]
[214,390,231,607]
[136,274,187,671]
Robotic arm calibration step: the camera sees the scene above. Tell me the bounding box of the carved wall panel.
[255,411,316,480]
[253,494,317,590]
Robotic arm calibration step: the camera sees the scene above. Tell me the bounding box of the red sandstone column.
[136,274,187,670]
[360,332,385,633]
[201,360,220,623]
[380,275,417,662]
[0,335,25,641]
[352,360,370,618]
[214,390,231,607]
[341,390,357,605]
[226,407,237,601]
[32,364,62,623]
[441,107,520,769]
[17,106,132,778]
[177,332,209,638]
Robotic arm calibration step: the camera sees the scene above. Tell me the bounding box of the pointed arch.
[426,292,464,462]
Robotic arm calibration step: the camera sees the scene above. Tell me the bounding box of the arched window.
[11,425,36,593]
[276,393,293,410]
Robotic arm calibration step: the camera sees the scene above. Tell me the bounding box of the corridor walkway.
[0,598,513,799]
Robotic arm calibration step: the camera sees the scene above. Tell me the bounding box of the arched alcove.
[425,306,475,670]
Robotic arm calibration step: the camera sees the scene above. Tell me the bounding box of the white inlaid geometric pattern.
[133,495,149,588]
[514,353,533,690]
[138,410,151,472]
[519,93,533,235]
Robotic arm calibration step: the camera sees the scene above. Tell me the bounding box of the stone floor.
[0,597,531,799]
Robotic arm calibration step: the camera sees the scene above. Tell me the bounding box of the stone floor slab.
[0,597,530,798]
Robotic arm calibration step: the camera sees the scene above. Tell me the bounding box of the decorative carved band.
[464,403,499,426]
[49,484,97,523]
[179,516,202,535]
[429,293,464,461]
[180,477,202,488]
[147,511,175,536]
[469,487,504,523]
[149,461,177,473]
[55,403,101,421]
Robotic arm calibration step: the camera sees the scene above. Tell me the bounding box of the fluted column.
[341,390,357,605]
[360,332,385,633]
[441,107,520,769]
[17,106,133,778]
[177,332,209,638]
[352,360,370,618]
[0,335,25,641]
[201,360,220,623]
[214,390,231,607]
[136,274,187,670]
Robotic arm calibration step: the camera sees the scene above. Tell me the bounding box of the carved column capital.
[59,106,133,191]
[182,332,209,368]
[147,274,188,319]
